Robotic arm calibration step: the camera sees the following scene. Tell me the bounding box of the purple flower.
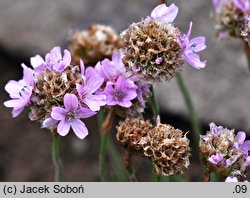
[208,153,223,164]
[209,122,222,135]
[42,116,58,129]
[51,93,96,139]
[29,46,71,73]
[234,0,250,12]
[76,60,106,111]
[104,76,137,108]
[45,46,71,73]
[180,22,207,69]
[149,3,178,23]
[155,57,163,65]
[30,55,46,73]
[4,65,34,117]
[95,51,126,82]
[225,176,238,182]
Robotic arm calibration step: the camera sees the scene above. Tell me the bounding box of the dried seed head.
[69,24,123,66]
[199,123,249,178]
[121,19,184,82]
[141,123,190,176]
[29,66,83,121]
[116,118,153,153]
[116,118,190,176]
[213,2,244,38]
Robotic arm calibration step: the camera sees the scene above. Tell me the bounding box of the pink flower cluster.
[4,47,150,139]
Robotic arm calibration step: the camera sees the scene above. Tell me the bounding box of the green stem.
[176,74,201,153]
[52,133,62,182]
[99,133,109,181]
[150,86,160,121]
[107,139,128,181]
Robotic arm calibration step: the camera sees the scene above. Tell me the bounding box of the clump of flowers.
[121,3,206,82]
[95,51,151,119]
[212,0,250,44]
[4,46,106,139]
[116,117,190,176]
[200,122,250,181]
[69,24,123,66]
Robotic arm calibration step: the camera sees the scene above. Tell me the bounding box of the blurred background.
[0,0,249,181]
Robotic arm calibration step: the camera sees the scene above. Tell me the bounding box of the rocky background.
[0,0,249,181]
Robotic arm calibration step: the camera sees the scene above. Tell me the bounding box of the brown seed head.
[69,24,123,66]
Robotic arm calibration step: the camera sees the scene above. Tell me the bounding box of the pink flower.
[51,93,96,139]
[95,51,126,82]
[208,153,223,164]
[149,3,178,23]
[104,76,137,108]
[76,60,106,111]
[30,46,71,73]
[4,65,34,117]
[180,22,207,69]
[234,0,250,12]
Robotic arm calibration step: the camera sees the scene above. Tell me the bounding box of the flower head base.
[121,3,206,82]
[200,123,250,180]
[116,118,190,176]
[69,24,123,66]
[121,19,184,82]
[4,46,105,139]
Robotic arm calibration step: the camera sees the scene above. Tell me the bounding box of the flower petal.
[21,64,34,87]
[241,140,250,152]
[51,107,67,120]
[83,94,106,111]
[208,153,223,164]
[42,117,58,128]
[71,119,88,139]
[12,107,24,117]
[5,80,23,98]
[30,55,45,68]
[63,49,71,66]
[151,3,178,23]
[86,67,104,93]
[80,59,85,75]
[187,37,206,53]
[237,131,246,145]
[117,100,132,108]
[57,119,70,136]
[64,93,78,111]
[184,53,206,69]
[77,107,97,118]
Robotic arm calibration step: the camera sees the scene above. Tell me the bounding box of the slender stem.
[124,151,137,182]
[244,42,250,71]
[176,74,201,155]
[98,109,108,181]
[107,138,128,181]
[203,169,211,182]
[99,133,109,181]
[52,133,62,182]
[150,86,160,121]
